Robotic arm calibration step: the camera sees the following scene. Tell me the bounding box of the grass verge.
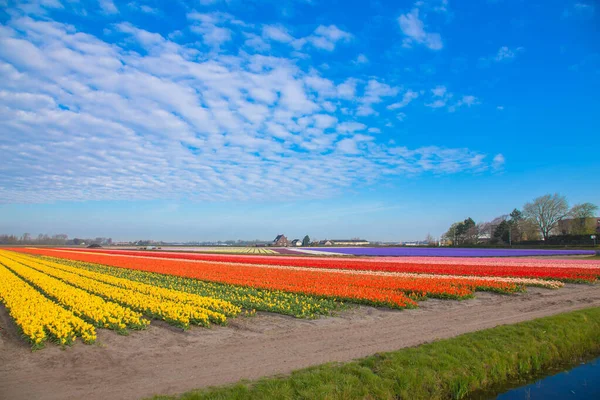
[151,307,600,400]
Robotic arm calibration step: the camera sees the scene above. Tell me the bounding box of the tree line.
[442,194,598,246]
[0,234,113,246]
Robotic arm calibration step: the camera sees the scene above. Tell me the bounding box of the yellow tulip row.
[0,255,149,332]
[0,262,96,348]
[1,251,229,329]
[42,255,341,318]
[12,252,241,317]
[0,254,150,332]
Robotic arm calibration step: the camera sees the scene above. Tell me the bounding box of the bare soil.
[1,284,599,400]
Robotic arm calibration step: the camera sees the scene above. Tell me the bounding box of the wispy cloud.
[425,86,479,112]
[187,12,234,48]
[0,8,495,204]
[563,2,595,18]
[398,7,443,50]
[479,46,524,67]
[492,153,505,171]
[99,0,118,15]
[387,90,419,110]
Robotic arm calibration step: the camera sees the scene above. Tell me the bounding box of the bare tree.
[424,233,435,245]
[523,194,569,240]
[570,202,599,219]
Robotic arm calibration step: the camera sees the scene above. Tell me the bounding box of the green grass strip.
[150,307,600,400]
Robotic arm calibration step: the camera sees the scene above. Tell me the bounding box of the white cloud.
[337,121,367,134]
[362,80,399,104]
[424,85,479,112]
[448,95,479,112]
[187,12,233,48]
[336,78,357,99]
[387,89,419,110]
[355,80,399,116]
[355,53,369,64]
[99,0,118,14]
[492,153,505,171]
[398,8,443,50]
[431,85,446,97]
[495,46,524,61]
[263,25,294,43]
[425,99,446,108]
[0,14,497,204]
[496,105,504,111]
[303,25,352,51]
[244,33,270,51]
[336,134,373,155]
[479,46,524,67]
[259,24,351,52]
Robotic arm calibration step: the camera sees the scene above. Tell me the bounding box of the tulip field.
[0,247,599,350]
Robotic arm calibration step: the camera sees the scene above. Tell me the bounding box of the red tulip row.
[57,248,599,282]
[7,248,524,308]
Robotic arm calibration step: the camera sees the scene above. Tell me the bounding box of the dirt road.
[1,284,599,400]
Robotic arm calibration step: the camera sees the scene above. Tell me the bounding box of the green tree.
[508,209,523,242]
[493,220,510,244]
[302,235,311,247]
[568,203,599,235]
[444,218,476,245]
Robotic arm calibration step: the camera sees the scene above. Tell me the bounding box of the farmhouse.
[330,239,370,246]
[317,239,370,246]
[272,234,289,247]
[290,239,302,247]
[558,217,600,235]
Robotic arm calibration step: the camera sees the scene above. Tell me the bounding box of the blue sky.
[0,0,598,242]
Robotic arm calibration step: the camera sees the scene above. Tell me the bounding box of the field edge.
[149,306,600,400]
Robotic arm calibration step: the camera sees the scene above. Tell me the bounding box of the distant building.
[402,241,429,246]
[316,239,369,246]
[558,217,600,235]
[330,239,370,246]
[272,234,289,247]
[290,239,302,247]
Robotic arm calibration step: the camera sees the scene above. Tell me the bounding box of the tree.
[442,222,461,245]
[508,209,524,242]
[570,203,599,219]
[302,235,310,246]
[424,233,436,245]
[521,219,541,241]
[493,220,510,244]
[443,218,477,245]
[523,194,569,240]
[568,203,598,235]
[460,217,478,244]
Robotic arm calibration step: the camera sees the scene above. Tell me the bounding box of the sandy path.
[1,284,599,400]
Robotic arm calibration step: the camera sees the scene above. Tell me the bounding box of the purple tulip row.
[303,247,596,257]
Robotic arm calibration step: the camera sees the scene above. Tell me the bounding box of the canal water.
[490,357,600,399]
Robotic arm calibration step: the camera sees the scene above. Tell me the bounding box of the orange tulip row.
[9,248,523,308]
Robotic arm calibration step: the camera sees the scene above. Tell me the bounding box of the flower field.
[50,247,600,282]
[1,246,598,350]
[136,246,279,254]
[300,247,597,257]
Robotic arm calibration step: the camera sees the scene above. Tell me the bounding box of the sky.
[0,0,598,242]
